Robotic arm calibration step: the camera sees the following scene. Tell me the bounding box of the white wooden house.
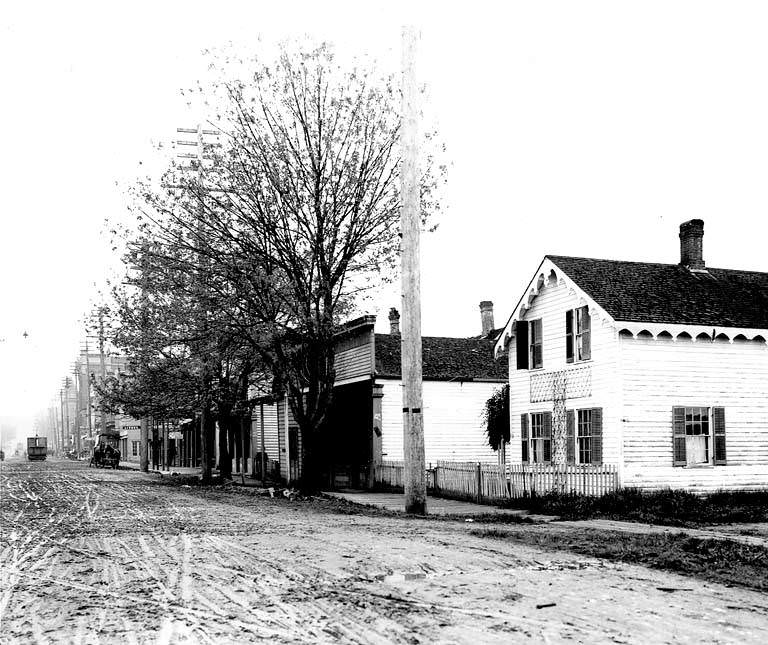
[494,219,768,492]
[252,305,508,486]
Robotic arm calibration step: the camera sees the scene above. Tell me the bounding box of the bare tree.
[119,41,444,488]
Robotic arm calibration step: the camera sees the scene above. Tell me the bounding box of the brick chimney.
[479,300,495,336]
[388,307,400,335]
[679,219,705,270]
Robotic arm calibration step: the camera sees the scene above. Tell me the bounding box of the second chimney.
[679,219,705,270]
[480,300,495,337]
[388,307,400,335]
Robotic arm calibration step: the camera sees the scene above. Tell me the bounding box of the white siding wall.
[379,379,502,464]
[251,404,280,462]
[507,278,622,467]
[620,335,768,491]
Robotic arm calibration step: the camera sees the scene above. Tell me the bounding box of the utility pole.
[176,124,218,481]
[71,363,82,456]
[81,339,93,439]
[137,244,150,473]
[400,26,426,515]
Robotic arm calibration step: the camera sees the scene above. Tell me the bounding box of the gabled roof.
[548,255,768,329]
[374,333,507,381]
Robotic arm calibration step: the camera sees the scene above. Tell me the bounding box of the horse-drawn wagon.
[90,430,121,468]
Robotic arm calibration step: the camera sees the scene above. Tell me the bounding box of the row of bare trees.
[99,43,444,487]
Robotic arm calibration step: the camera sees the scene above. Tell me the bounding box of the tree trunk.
[233,422,241,474]
[298,422,318,493]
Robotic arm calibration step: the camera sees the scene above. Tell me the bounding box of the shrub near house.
[495,220,768,492]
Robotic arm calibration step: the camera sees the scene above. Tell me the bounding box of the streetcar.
[27,436,48,461]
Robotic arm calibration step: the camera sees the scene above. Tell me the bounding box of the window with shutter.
[566,306,591,362]
[673,406,726,467]
[521,414,529,462]
[529,319,543,369]
[578,307,591,361]
[531,412,552,463]
[575,408,602,464]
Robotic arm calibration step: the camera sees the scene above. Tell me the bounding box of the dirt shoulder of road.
[158,475,768,594]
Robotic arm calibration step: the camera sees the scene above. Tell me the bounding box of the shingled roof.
[374,333,507,381]
[548,255,768,329]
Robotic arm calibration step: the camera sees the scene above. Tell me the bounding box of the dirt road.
[1,459,767,644]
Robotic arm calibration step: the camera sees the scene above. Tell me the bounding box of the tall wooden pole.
[401,26,426,515]
[83,341,93,439]
[98,309,108,434]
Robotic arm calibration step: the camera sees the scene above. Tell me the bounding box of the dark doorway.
[319,379,373,488]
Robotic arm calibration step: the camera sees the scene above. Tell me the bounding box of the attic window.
[566,306,591,362]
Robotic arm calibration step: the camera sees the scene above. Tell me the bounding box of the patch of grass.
[501,488,768,527]
[470,526,768,592]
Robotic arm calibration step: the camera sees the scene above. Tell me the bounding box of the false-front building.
[494,220,768,491]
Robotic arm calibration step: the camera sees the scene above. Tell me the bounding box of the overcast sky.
[2,0,768,436]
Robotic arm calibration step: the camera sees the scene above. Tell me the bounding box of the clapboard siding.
[335,343,373,382]
[620,335,768,489]
[251,404,280,462]
[379,379,502,464]
[507,278,622,466]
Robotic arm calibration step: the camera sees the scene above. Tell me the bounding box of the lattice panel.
[551,370,567,467]
[529,364,592,403]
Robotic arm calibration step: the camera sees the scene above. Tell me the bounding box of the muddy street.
[1,459,768,644]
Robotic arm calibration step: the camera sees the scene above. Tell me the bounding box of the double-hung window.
[673,406,726,467]
[529,319,543,369]
[523,412,551,463]
[515,319,543,370]
[565,408,603,464]
[566,306,591,363]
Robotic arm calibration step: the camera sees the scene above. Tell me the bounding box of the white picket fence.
[373,460,619,501]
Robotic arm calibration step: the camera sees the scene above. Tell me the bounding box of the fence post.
[475,462,482,504]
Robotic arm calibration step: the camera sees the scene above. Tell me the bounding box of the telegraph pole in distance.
[81,339,93,440]
[71,362,82,456]
[98,308,108,435]
[401,26,426,515]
